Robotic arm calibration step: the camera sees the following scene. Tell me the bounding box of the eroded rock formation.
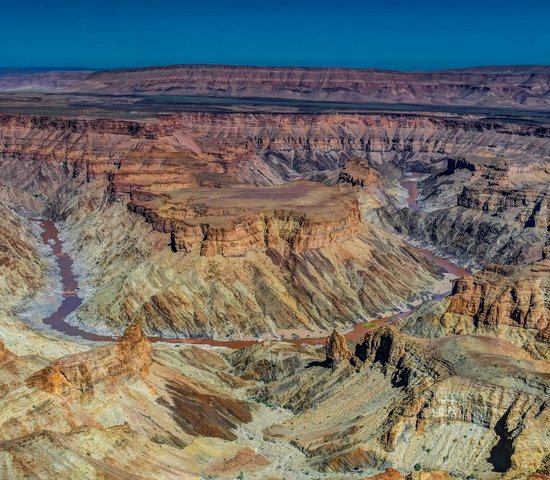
[401,257,550,360]
[27,322,152,395]
[325,329,353,365]
[378,154,550,267]
[254,327,550,478]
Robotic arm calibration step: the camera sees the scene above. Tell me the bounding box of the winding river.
[33,174,468,348]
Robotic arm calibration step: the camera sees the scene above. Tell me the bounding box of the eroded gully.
[32,174,469,348]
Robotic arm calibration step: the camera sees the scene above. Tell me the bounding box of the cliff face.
[59,193,442,338]
[378,154,550,268]
[2,110,547,337]
[252,327,550,478]
[399,254,550,360]
[75,65,550,109]
[128,180,362,257]
[1,112,548,197]
[448,262,550,341]
[0,203,46,310]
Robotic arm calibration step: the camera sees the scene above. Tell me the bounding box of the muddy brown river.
[33,174,469,348]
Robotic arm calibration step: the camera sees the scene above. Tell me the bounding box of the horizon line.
[1,62,549,74]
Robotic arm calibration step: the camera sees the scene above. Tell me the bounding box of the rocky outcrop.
[336,158,380,188]
[0,329,264,479]
[27,322,152,395]
[401,256,550,359]
[325,329,353,366]
[378,154,550,268]
[0,203,46,310]
[448,263,550,341]
[452,156,550,230]
[60,195,443,338]
[128,180,362,256]
[362,468,405,480]
[258,327,550,477]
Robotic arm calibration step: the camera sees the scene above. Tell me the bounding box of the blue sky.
[2,0,549,70]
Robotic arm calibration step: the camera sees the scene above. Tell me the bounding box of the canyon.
[0,65,549,479]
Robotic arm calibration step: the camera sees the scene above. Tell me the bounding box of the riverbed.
[30,173,468,348]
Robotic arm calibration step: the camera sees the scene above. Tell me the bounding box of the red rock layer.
[447,261,550,341]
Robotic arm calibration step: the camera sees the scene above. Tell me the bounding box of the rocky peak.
[27,322,152,395]
[115,321,153,375]
[337,157,379,188]
[355,326,450,388]
[325,329,352,366]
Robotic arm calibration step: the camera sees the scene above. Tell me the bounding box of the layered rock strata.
[401,257,550,360]
[250,327,550,478]
[128,180,362,257]
[378,154,550,267]
[74,65,550,109]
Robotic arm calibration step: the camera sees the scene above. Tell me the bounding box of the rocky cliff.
[378,154,550,268]
[27,322,153,395]
[401,257,550,360]
[250,327,550,478]
[0,203,46,311]
[2,109,548,337]
[58,190,442,338]
[1,112,548,197]
[128,180,362,257]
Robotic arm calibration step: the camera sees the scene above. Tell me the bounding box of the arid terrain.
[0,65,549,479]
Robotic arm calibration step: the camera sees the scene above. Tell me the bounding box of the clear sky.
[2,0,549,70]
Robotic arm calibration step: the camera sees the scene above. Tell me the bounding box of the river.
[32,174,468,348]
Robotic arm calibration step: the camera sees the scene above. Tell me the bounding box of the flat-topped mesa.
[447,261,550,342]
[27,322,152,395]
[76,64,550,109]
[336,157,379,188]
[128,180,362,257]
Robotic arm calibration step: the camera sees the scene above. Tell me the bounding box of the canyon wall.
[1,112,549,194]
[1,110,548,337]
[242,326,550,478]
[75,65,550,109]
[377,154,550,267]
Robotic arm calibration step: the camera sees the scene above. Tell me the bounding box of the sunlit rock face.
[400,258,550,360]
[250,327,550,478]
